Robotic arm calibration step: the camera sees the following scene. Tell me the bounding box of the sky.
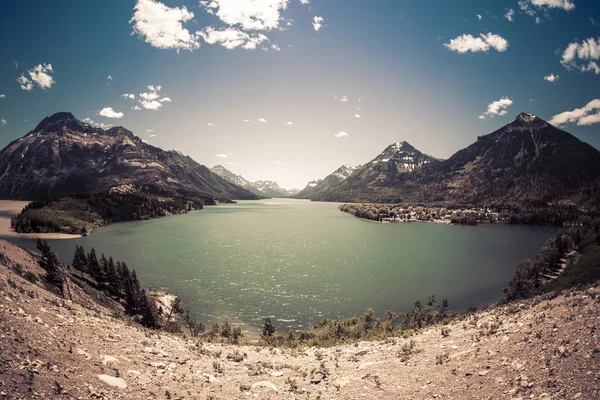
[0,0,599,190]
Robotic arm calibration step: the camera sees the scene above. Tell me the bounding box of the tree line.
[36,239,160,328]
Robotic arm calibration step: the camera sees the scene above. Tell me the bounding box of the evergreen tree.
[36,239,64,297]
[71,245,88,279]
[87,248,101,285]
[98,253,109,288]
[261,317,275,337]
[138,289,159,328]
[105,256,119,296]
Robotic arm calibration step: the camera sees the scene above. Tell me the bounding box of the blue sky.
[0,0,599,189]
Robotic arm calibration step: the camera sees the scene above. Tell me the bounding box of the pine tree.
[87,248,101,285]
[98,253,109,288]
[138,289,159,328]
[36,239,64,297]
[71,245,88,279]
[105,256,119,296]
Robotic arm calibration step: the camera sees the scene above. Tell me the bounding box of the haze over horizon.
[1,0,599,189]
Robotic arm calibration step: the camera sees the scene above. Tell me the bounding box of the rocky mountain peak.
[509,112,547,129]
[34,112,86,133]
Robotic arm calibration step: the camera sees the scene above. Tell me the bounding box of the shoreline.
[0,200,82,240]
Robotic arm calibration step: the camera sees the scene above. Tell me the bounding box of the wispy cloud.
[207,122,216,127]
[561,37,600,74]
[528,0,575,11]
[199,27,267,50]
[445,33,509,53]
[544,73,559,82]
[122,93,135,99]
[549,99,600,126]
[258,118,267,123]
[107,75,113,81]
[354,114,361,118]
[130,0,199,51]
[0,94,5,99]
[274,160,282,165]
[313,16,324,31]
[215,153,228,158]
[285,121,293,125]
[340,95,348,102]
[17,63,55,91]
[476,14,482,21]
[83,117,112,129]
[1,119,6,125]
[479,97,513,119]
[335,131,348,138]
[505,8,515,21]
[99,107,124,119]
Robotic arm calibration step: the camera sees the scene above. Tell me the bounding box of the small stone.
[270,371,283,377]
[252,381,278,391]
[478,370,489,376]
[204,374,218,383]
[98,374,127,389]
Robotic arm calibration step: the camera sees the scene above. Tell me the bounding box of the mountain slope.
[294,164,358,199]
[314,141,439,202]
[316,113,600,205]
[0,112,259,202]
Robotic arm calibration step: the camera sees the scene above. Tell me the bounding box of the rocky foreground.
[0,239,598,399]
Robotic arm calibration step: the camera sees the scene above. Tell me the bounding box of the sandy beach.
[0,200,81,239]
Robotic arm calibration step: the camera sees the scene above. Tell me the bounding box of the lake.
[2,199,557,331]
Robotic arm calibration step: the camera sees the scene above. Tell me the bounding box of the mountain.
[0,112,259,202]
[209,165,295,197]
[316,113,600,205]
[314,141,439,202]
[294,164,358,199]
[252,180,293,197]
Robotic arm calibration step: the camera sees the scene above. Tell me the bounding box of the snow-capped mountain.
[315,112,600,204]
[209,166,296,197]
[294,164,358,199]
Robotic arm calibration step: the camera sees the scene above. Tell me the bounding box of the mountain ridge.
[0,112,259,202]
[313,113,600,206]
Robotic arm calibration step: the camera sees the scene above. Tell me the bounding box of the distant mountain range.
[293,164,358,199]
[0,112,259,203]
[313,112,600,206]
[209,165,299,197]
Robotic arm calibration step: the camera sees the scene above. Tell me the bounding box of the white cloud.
[200,0,289,31]
[208,122,216,127]
[130,0,199,51]
[138,85,171,110]
[122,93,136,99]
[549,99,600,126]
[544,73,559,82]
[18,63,55,91]
[340,95,348,102]
[215,153,228,158]
[444,33,509,53]
[132,105,142,110]
[561,37,600,74]
[299,0,309,4]
[99,107,124,119]
[505,8,515,21]
[258,118,267,123]
[199,27,267,50]
[354,114,361,118]
[529,0,575,11]
[82,117,113,129]
[479,97,513,119]
[226,161,236,165]
[274,160,282,165]
[591,17,599,27]
[271,44,281,51]
[1,119,6,125]
[335,131,348,138]
[0,94,5,99]
[313,16,324,31]
[476,14,482,21]
[285,121,293,125]
[107,75,113,80]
